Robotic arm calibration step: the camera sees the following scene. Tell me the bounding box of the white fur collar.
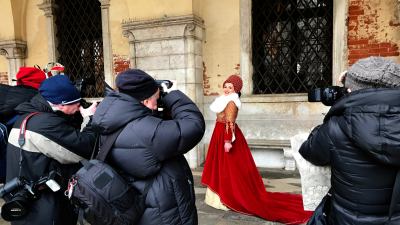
[209,93,241,113]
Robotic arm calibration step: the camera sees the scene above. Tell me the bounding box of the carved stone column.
[122,15,205,168]
[98,0,114,88]
[38,0,58,62]
[0,40,27,84]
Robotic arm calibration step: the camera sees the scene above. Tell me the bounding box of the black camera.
[155,80,173,116]
[0,171,61,221]
[308,86,348,106]
[156,80,173,97]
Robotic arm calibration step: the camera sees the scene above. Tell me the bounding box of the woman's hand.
[224,142,232,152]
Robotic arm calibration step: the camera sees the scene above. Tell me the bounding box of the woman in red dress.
[201,75,312,224]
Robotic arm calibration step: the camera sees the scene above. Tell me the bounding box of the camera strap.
[96,128,124,161]
[17,112,40,177]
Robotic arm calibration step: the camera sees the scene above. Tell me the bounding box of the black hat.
[116,69,158,101]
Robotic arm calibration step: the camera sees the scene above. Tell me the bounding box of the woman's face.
[223,82,235,96]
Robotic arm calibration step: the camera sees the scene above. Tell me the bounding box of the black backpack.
[67,129,151,225]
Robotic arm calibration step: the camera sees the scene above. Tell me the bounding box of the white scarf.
[209,93,241,113]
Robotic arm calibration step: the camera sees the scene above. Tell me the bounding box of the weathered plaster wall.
[0,1,15,40]
[0,1,15,74]
[348,0,400,64]
[202,0,240,96]
[24,0,48,67]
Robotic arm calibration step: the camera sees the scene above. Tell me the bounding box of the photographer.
[300,56,400,224]
[0,67,48,183]
[5,75,97,225]
[91,69,205,225]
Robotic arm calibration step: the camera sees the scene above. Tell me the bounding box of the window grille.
[54,0,104,97]
[252,0,333,94]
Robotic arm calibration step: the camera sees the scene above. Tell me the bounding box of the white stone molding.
[122,15,205,168]
[38,0,58,62]
[240,0,253,96]
[0,40,27,84]
[98,0,114,88]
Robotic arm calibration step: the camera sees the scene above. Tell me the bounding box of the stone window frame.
[38,0,114,87]
[239,0,348,101]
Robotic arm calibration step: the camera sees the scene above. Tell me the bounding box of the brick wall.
[348,0,400,65]
[113,54,130,76]
[0,72,8,84]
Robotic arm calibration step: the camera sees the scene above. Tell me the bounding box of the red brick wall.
[0,72,8,84]
[348,0,400,65]
[113,54,130,76]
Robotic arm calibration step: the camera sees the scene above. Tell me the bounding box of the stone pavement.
[0,168,305,225]
[194,167,305,225]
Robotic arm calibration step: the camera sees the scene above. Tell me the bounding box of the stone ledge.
[247,139,296,171]
[247,139,291,149]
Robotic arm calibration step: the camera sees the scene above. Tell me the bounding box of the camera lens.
[1,189,31,221]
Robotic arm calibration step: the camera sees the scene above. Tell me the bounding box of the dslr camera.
[0,170,61,221]
[308,86,348,106]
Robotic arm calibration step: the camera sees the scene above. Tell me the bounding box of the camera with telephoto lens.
[308,86,348,106]
[0,170,61,221]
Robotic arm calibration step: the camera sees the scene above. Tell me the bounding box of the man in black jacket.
[92,69,205,225]
[300,56,400,225]
[5,75,97,225]
[0,67,48,183]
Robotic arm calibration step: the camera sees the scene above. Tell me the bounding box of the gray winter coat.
[92,90,205,225]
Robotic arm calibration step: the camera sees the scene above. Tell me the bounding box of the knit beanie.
[39,75,81,105]
[16,67,47,89]
[345,56,400,91]
[223,75,243,93]
[116,69,158,101]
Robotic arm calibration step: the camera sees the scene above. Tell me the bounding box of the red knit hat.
[223,75,243,93]
[16,67,47,89]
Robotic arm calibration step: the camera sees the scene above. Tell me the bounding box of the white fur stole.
[209,93,241,113]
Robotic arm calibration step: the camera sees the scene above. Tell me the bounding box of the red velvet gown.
[201,100,312,225]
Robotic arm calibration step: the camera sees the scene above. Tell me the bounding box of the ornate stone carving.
[122,15,204,41]
[98,0,111,9]
[0,40,27,59]
[0,40,27,83]
[38,0,55,17]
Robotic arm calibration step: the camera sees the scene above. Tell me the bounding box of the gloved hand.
[160,81,177,94]
[79,102,98,117]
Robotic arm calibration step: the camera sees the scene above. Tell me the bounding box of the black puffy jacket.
[0,84,37,124]
[300,88,400,225]
[92,90,205,225]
